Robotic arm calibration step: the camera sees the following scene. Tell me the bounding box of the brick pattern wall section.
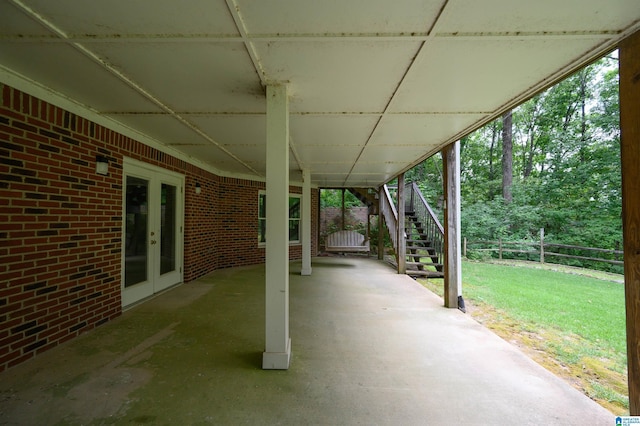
[0,85,122,370]
[0,83,319,371]
[320,207,370,235]
[214,180,319,268]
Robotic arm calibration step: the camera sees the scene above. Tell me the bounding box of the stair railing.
[405,182,444,266]
[380,184,398,255]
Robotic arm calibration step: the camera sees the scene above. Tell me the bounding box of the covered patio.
[0,257,613,425]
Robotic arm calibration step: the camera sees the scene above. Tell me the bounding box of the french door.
[122,158,184,307]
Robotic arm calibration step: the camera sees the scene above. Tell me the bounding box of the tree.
[446,55,622,269]
[502,109,513,203]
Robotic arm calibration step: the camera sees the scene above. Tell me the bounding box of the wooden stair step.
[406,261,443,267]
[406,270,445,278]
[407,253,437,259]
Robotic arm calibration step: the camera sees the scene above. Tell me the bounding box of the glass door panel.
[125,176,149,287]
[123,159,184,307]
[160,183,176,275]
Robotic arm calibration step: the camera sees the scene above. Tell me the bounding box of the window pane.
[289,196,300,219]
[289,219,300,242]
[125,176,148,287]
[259,219,266,243]
[259,194,302,243]
[160,183,176,275]
[259,194,266,218]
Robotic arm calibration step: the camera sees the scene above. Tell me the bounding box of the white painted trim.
[121,157,185,307]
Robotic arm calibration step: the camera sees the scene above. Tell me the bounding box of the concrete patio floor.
[0,257,614,425]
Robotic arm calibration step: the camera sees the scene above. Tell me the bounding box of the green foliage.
[320,189,363,208]
[452,55,622,271]
[368,220,392,253]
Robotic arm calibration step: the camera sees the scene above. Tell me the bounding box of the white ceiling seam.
[342,0,449,187]
[8,0,261,177]
[0,31,621,44]
[225,0,268,87]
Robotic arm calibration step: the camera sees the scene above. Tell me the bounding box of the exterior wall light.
[195,182,202,194]
[96,155,109,176]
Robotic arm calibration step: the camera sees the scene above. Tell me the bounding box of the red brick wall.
[0,84,319,371]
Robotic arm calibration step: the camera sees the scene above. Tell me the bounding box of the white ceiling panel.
[0,2,53,36]
[296,145,363,165]
[358,145,439,165]
[370,113,486,147]
[177,143,260,177]
[255,41,422,112]
[237,0,442,35]
[0,43,164,113]
[19,0,239,36]
[291,115,377,146]
[343,174,393,188]
[107,115,210,147]
[89,42,264,113]
[190,115,266,147]
[350,159,410,178]
[437,0,640,34]
[1,1,639,188]
[389,37,608,114]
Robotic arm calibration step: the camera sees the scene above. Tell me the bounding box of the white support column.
[263,84,291,370]
[443,141,462,308]
[301,168,312,276]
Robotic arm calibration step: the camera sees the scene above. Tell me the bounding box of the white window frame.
[258,191,301,246]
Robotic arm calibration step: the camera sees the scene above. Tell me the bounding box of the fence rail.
[464,228,623,268]
[380,184,398,255]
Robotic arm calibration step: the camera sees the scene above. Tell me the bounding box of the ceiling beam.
[225,0,268,87]
[1,31,621,43]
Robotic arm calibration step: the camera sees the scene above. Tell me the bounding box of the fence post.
[463,237,467,258]
[499,238,503,260]
[540,228,545,264]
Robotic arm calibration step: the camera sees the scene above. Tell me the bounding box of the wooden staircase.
[379,182,444,279]
[405,211,444,278]
[347,188,378,214]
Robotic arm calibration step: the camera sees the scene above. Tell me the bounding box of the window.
[258,192,301,244]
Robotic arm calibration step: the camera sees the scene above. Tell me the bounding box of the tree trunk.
[502,110,513,203]
[488,120,498,199]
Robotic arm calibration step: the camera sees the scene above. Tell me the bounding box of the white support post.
[301,169,312,276]
[443,141,462,309]
[263,84,291,370]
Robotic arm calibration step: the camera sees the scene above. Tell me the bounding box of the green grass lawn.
[419,260,628,414]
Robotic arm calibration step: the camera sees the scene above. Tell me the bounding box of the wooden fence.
[464,228,623,268]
